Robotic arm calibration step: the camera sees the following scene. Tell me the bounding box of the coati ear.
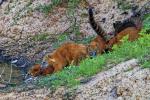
[113,23,116,28]
[86,44,91,52]
[113,21,122,29]
[46,54,52,59]
[50,58,56,62]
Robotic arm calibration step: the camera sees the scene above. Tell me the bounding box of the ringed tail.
[88,7,107,41]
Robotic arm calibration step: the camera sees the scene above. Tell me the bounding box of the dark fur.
[113,19,137,34]
[88,7,107,41]
[88,7,109,54]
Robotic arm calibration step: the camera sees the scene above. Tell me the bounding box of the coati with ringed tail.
[88,7,109,56]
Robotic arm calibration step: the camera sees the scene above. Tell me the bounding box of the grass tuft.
[32,33,49,41]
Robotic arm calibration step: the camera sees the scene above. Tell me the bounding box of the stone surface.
[0,83,6,88]
[0,59,150,100]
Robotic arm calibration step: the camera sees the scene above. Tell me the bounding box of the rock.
[0,54,12,63]
[71,59,150,100]
[109,86,118,98]
[11,56,34,77]
[0,0,5,5]
[0,83,7,88]
[11,56,33,68]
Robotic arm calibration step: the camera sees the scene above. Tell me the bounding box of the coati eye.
[89,51,97,57]
[34,68,39,71]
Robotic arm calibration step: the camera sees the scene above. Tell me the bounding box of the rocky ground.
[0,0,149,100]
[0,59,150,100]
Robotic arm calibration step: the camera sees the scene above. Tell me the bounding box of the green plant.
[141,14,150,34]
[36,0,81,15]
[141,61,150,68]
[76,35,95,44]
[51,33,69,49]
[32,33,49,41]
[58,33,69,42]
[113,0,131,10]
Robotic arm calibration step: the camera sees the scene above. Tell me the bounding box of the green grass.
[142,61,150,68]
[36,14,150,89]
[32,33,49,41]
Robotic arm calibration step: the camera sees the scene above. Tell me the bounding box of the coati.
[88,7,143,49]
[88,7,108,55]
[107,14,143,48]
[106,2,150,48]
[29,64,54,76]
[29,42,89,76]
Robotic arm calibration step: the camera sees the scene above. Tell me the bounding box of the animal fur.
[107,27,141,47]
[113,19,136,34]
[29,42,89,76]
[29,64,54,76]
[88,7,108,55]
[88,36,108,55]
[107,16,143,48]
[88,7,107,41]
[42,42,89,72]
[88,7,143,51]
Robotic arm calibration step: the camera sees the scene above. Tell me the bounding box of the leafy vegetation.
[141,61,150,68]
[113,0,132,10]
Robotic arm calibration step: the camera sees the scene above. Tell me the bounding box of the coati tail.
[113,19,137,34]
[88,7,107,41]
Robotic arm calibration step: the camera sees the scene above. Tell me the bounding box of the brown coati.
[29,42,89,76]
[29,64,54,76]
[107,5,145,48]
[110,1,150,43]
[88,5,145,52]
[88,7,109,56]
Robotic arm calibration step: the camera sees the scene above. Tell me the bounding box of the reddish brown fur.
[29,64,54,76]
[44,42,88,73]
[29,42,89,76]
[107,27,141,47]
[88,35,108,54]
[88,7,110,54]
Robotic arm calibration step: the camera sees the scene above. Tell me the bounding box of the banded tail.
[88,7,107,41]
[113,19,137,34]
